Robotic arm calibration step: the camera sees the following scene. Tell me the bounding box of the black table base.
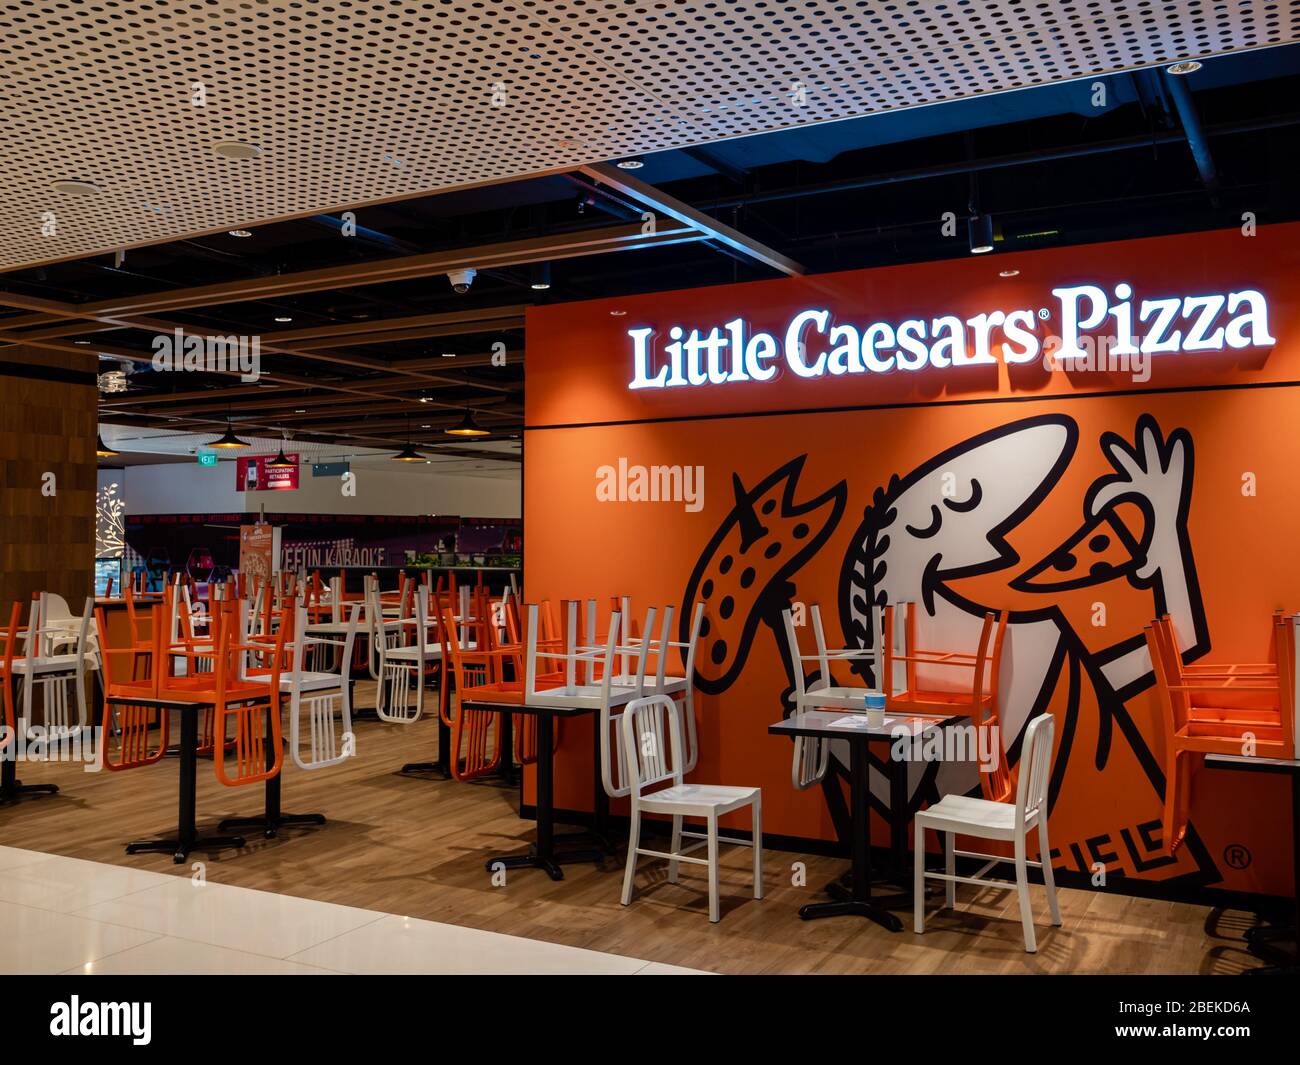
[1205,753,1300,977]
[0,680,61,803]
[484,841,607,883]
[470,707,608,881]
[218,811,325,838]
[126,832,246,865]
[0,777,60,804]
[798,734,903,930]
[218,697,324,839]
[799,898,904,930]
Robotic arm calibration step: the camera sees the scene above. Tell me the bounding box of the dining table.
[769,708,961,930]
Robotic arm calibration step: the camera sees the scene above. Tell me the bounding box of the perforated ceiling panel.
[2,0,1295,271]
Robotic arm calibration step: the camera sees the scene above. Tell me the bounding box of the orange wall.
[524,224,1300,897]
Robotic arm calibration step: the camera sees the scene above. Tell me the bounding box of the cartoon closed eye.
[682,456,846,695]
[840,413,1080,658]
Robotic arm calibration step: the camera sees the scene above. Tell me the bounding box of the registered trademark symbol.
[1223,843,1251,870]
[1037,307,1051,320]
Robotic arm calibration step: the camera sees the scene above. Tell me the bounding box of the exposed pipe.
[695,114,1297,211]
[1162,70,1221,206]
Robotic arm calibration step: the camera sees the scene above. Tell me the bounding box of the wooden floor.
[0,684,1270,974]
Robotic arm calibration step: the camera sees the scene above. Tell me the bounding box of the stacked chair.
[780,602,879,789]
[883,602,1014,802]
[1145,611,1296,854]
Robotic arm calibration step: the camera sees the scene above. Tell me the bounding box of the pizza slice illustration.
[1010,507,1145,592]
[683,456,846,695]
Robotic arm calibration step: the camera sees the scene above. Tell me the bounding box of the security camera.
[448,267,477,294]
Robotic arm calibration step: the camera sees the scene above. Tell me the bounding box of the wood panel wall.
[0,347,97,608]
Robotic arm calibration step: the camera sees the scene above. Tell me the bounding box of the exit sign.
[197,451,218,467]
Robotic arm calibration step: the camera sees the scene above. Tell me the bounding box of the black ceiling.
[3,44,1298,458]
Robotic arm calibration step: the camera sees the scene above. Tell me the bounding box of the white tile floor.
[0,847,707,975]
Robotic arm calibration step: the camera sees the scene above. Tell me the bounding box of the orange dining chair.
[1155,613,1281,679]
[441,603,506,781]
[1,603,22,756]
[882,603,1011,801]
[1145,614,1294,854]
[95,603,169,771]
[164,602,290,788]
[494,590,566,765]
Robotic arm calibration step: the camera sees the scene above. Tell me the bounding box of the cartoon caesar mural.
[683,413,1220,889]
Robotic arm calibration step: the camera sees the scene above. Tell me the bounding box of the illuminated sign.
[627,284,1274,390]
[236,455,300,491]
[196,450,218,467]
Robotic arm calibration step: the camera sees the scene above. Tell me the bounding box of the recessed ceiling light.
[274,316,293,323]
[420,424,432,429]
[294,408,307,414]
[50,179,102,196]
[999,269,1020,278]
[616,158,644,170]
[228,229,253,238]
[213,140,262,160]
[609,309,627,317]
[1166,60,1202,75]
[418,397,431,403]
[556,138,586,151]
[74,339,91,344]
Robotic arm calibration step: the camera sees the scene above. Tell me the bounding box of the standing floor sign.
[525,224,1300,899]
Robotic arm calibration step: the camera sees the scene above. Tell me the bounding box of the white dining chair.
[11,595,96,740]
[605,602,707,773]
[780,602,882,789]
[287,603,360,770]
[371,585,434,722]
[913,713,1061,952]
[620,694,762,923]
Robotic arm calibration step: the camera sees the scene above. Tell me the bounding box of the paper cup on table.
[864,691,885,728]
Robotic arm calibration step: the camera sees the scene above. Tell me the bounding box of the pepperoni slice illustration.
[682,456,846,695]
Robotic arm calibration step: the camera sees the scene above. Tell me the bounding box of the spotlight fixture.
[445,410,490,438]
[228,230,253,238]
[616,157,645,170]
[968,213,995,255]
[50,179,102,196]
[999,268,1021,278]
[95,433,119,458]
[529,262,551,291]
[208,419,251,449]
[213,140,262,160]
[1166,60,1202,75]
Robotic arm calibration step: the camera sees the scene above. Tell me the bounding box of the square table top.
[1205,752,1300,774]
[769,708,962,741]
[461,696,597,718]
